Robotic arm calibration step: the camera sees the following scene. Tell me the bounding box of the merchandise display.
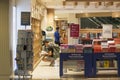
[60,35,120,77]
[31,18,42,68]
[16,18,42,72]
[16,30,33,71]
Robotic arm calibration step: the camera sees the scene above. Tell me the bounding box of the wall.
[16,0,31,30]
[0,0,12,79]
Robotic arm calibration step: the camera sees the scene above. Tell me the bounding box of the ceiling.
[40,0,120,13]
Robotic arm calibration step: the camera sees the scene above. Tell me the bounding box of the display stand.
[92,53,120,77]
[16,26,32,79]
[60,53,93,77]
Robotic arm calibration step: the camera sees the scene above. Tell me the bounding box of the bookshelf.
[31,18,42,69]
[16,30,33,71]
[55,20,68,44]
[80,29,120,39]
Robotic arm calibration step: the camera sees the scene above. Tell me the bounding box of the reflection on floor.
[32,58,120,80]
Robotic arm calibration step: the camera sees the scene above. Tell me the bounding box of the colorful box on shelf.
[68,45,76,53]
[75,44,83,49]
[60,44,69,53]
[115,44,120,48]
[102,48,108,52]
[94,45,102,53]
[114,38,120,44]
[75,44,83,53]
[116,48,120,52]
[115,43,120,52]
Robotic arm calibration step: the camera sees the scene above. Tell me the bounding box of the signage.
[102,53,117,59]
[70,24,79,37]
[21,12,30,25]
[102,24,112,38]
[68,54,83,59]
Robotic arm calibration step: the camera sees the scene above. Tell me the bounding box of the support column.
[0,0,12,79]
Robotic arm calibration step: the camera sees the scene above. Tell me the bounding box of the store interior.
[10,0,120,79]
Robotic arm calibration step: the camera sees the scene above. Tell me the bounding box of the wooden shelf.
[31,18,42,69]
[80,29,120,33]
[80,29,120,38]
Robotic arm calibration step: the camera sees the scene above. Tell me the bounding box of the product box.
[68,45,76,53]
[60,44,68,53]
[94,45,101,53]
[75,44,83,53]
[114,38,120,44]
[108,45,116,52]
[116,48,120,52]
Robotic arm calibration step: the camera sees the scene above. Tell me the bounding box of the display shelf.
[60,53,93,77]
[55,20,68,44]
[80,29,120,39]
[31,17,42,69]
[92,53,120,77]
[16,30,33,79]
[16,30,34,71]
[97,67,117,70]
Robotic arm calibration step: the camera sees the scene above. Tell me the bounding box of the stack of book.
[114,38,120,52]
[101,41,108,52]
[94,45,101,53]
[68,45,76,53]
[75,44,83,53]
[60,44,68,53]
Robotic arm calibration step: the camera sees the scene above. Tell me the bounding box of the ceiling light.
[55,16,58,19]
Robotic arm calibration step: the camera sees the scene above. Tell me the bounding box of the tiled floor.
[32,59,60,79]
[31,59,120,80]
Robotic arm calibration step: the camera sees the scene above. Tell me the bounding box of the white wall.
[10,0,31,71]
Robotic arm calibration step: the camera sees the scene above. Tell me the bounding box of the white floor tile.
[32,60,60,79]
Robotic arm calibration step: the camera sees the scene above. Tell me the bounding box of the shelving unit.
[80,29,120,39]
[16,30,33,79]
[55,20,68,44]
[31,18,42,69]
